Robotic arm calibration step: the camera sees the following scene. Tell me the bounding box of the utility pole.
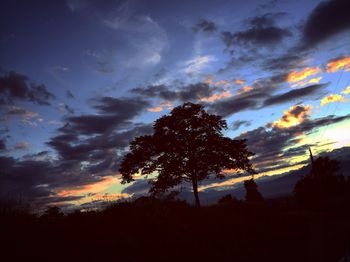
[309,147,315,178]
[309,147,314,167]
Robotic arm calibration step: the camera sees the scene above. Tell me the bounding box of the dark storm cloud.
[0,93,154,206]
[131,85,177,100]
[64,96,150,135]
[247,12,287,28]
[67,115,125,135]
[47,95,153,177]
[210,98,259,117]
[236,113,350,171]
[300,0,350,50]
[0,156,57,201]
[45,122,153,188]
[178,83,214,101]
[0,139,6,151]
[216,52,264,74]
[262,54,307,72]
[222,12,291,48]
[263,83,328,107]
[192,19,217,33]
[209,73,287,117]
[223,27,291,47]
[121,179,150,195]
[0,125,154,206]
[131,83,218,103]
[231,120,251,131]
[48,123,152,165]
[0,71,55,105]
[282,145,311,159]
[0,155,89,206]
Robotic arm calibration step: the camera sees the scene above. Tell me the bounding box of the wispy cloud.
[147,102,173,112]
[326,56,350,72]
[199,90,232,103]
[233,79,245,85]
[321,94,345,106]
[291,76,323,88]
[184,55,215,74]
[287,67,321,83]
[237,85,252,95]
[105,15,168,68]
[341,86,350,95]
[2,106,42,126]
[15,142,30,150]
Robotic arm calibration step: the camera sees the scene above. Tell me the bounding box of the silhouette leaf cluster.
[119,103,254,206]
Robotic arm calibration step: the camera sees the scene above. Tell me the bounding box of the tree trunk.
[192,177,201,207]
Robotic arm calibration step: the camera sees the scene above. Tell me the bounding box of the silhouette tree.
[119,103,254,207]
[294,156,347,207]
[41,206,64,218]
[244,178,264,203]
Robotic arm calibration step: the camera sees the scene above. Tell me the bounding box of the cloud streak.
[0,71,55,105]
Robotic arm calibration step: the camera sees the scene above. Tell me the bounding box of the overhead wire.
[314,66,349,150]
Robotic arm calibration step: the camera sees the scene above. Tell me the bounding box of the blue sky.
[1,0,350,208]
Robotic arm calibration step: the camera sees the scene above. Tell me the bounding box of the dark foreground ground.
[1,198,350,262]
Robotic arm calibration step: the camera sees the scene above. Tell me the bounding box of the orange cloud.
[214,80,230,87]
[233,79,245,85]
[341,86,350,95]
[272,105,311,129]
[287,67,321,83]
[200,90,232,102]
[148,106,163,112]
[57,176,116,197]
[291,76,323,88]
[92,193,129,201]
[199,163,306,191]
[204,76,231,87]
[326,57,350,73]
[320,94,345,106]
[147,102,173,112]
[237,85,252,95]
[204,75,214,85]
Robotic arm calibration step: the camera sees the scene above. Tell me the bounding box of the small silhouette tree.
[244,178,264,203]
[119,103,254,207]
[294,156,347,207]
[218,194,240,205]
[42,206,64,218]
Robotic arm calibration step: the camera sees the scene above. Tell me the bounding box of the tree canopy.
[294,156,348,208]
[119,102,254,206]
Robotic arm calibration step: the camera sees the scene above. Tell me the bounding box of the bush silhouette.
[119,103,254,207]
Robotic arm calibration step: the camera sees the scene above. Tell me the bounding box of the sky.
[1,0,350,209]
